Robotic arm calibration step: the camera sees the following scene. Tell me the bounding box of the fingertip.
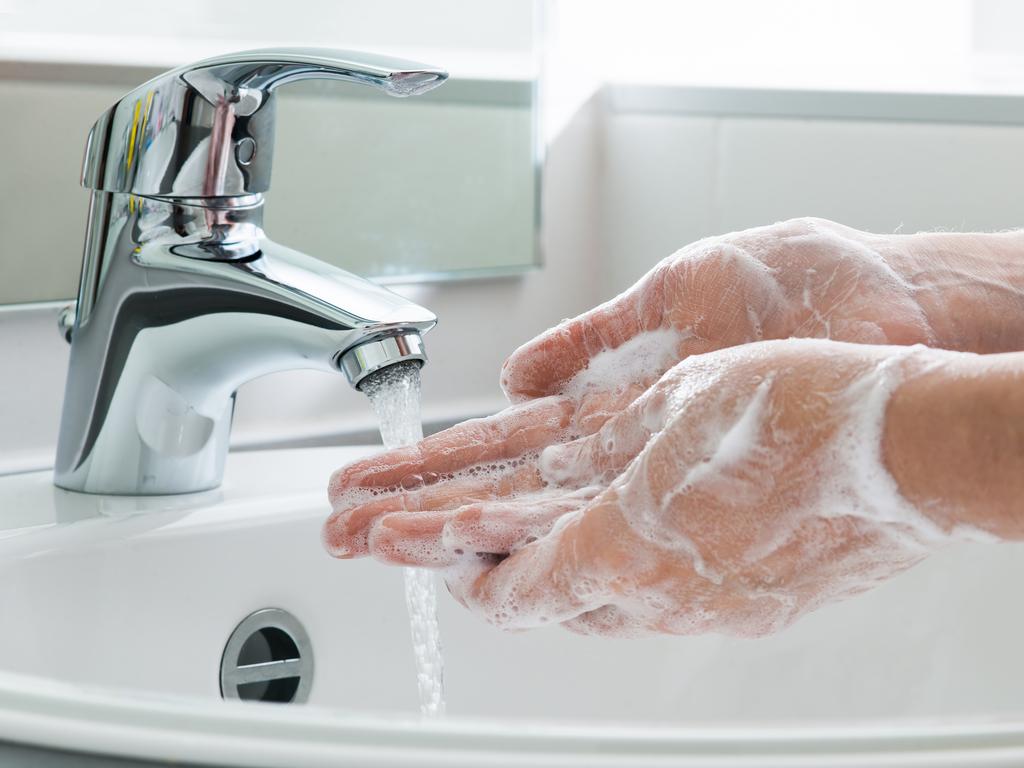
[323,496,399,559]
[322,507,367,559]
[326,459,380,505]
[500,325,589,401]
[326,465,353,506]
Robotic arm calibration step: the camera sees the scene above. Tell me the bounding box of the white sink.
[1,447,1024,766]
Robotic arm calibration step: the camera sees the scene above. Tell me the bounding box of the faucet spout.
[338,333,428,389]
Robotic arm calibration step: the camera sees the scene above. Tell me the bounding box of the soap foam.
[819,345,948,540]
[561,326,685,402]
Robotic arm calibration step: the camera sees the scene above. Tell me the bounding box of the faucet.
[54,48,446,496]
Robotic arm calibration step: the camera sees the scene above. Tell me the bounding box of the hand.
[326,339,956,636]
[324,218,1024,635]
[500,216,949,410]
[326,217,939,560]
[501,217,1024,412]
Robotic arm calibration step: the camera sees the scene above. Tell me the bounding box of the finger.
[366,493,591,567]
[365,510,458,567]
[443,512,596,629]
[539,373,675,488]
[443,493,595,555]
[324,465,545,558]
[447,494,634,630]
[328,397,573,502]
[540,416,650,489]
[500,266,668,402]
[572,382,649,434]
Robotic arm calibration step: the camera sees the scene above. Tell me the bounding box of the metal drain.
[220,608,313,704]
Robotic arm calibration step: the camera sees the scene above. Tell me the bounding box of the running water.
[360,362,446,717]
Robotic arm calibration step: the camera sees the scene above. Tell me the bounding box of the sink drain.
[220,608,313,704]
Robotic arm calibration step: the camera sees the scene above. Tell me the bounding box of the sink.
[1,446,1024,766]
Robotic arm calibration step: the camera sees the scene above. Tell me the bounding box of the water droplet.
[401,474,424,490]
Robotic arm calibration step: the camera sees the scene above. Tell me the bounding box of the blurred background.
[2,0,1023,470]
[548,0,1024,293]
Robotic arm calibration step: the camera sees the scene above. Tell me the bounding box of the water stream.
[361,362,446,717]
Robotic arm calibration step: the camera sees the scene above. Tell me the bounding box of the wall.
[0,0,535,66]
[600,88,1024,294]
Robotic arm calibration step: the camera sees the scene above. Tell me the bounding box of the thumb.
[500,279,656,403]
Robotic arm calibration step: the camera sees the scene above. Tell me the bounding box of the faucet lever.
[81,47,447,199]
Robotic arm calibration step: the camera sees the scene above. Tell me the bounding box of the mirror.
[269,76,538,283]
[0,0,540,305]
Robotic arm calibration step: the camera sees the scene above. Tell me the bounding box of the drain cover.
[220,608,313,704]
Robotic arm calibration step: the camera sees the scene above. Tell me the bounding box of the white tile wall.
[600,111,1024,298]
[0,79,120,303]
[601,113,718,293]
[717,118,1024,235]
[0,304,69,472]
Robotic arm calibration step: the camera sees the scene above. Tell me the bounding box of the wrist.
[882,231,1024,353]
[882,350,1024,540]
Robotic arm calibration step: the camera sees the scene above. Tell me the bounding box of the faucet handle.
[81,48,447,199]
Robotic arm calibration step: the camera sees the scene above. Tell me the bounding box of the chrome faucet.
[54,49,446,495]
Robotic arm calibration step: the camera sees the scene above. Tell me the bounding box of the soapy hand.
[328,340,958,636]
[500,216,1024,411]
[324,217,1024,635]
[499,216,939,412]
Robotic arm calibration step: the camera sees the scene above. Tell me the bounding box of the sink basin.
[1,446,1024,766]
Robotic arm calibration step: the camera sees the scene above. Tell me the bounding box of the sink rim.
[2,665,1024,767]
